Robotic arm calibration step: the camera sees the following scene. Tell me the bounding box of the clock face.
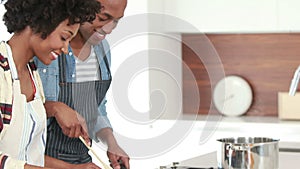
[213,76,253,116]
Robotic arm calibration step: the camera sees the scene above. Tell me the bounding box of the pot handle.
[226,144,251,151]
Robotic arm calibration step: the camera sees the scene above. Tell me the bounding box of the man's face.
[79,0,127,45]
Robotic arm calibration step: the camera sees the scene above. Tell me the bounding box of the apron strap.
[97,42,112,79]
[58,53,67,83]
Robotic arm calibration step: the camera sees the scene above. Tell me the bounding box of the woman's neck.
[8,27,34,71]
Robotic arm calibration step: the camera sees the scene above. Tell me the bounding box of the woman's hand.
[72,162,102,169]
[24,163,54,169]
[44,101,90,144]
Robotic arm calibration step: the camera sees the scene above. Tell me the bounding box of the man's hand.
[96,128,130,169]
[44,101,90,144]
[107,145,130,169]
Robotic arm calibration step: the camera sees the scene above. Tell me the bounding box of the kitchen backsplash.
[182,33,300,116]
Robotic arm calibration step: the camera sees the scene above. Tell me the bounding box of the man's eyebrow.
[103,13,113,20]
[100,12,123,21]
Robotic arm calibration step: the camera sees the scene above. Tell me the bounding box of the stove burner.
[161,161,216,169]
[161,166,215,169]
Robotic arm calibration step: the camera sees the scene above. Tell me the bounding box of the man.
[35,0,129,169]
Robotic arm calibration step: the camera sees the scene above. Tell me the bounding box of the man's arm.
[96,128,130,169]
[34,56,90,142]
[95,100,130,169]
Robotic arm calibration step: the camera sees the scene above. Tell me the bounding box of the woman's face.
[32,19,79,65]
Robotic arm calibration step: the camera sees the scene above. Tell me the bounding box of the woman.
[0,0,100,168]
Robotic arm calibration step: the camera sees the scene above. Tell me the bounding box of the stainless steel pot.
[217,137,279,169]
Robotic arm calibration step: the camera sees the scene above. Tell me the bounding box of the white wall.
[160,0,300,33]
[0,4,12,40]
[106,0,149,128]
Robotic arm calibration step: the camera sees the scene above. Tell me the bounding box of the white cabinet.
[159,0,300,33]
[278,0,300,32]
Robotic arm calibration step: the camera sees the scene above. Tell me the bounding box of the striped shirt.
[75,46,100,82]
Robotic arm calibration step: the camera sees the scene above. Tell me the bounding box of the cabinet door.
[163,0,278,33]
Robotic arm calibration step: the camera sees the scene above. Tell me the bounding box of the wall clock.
[213,75,253,116]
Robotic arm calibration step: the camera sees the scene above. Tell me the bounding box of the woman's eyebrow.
[68,30,74,36]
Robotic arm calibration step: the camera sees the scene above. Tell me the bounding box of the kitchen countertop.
[164,150,300,168]
[182,115,300,144]
[183,114,299,123]
[92,115,300,169]
[152,115,300,169]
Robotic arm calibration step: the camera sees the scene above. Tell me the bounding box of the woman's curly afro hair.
[2,0,100,39]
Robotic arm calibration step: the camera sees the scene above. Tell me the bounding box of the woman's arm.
[44,101,90,144]
[44,155,101,169]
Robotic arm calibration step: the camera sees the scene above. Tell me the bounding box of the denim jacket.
[34,39,112,133]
